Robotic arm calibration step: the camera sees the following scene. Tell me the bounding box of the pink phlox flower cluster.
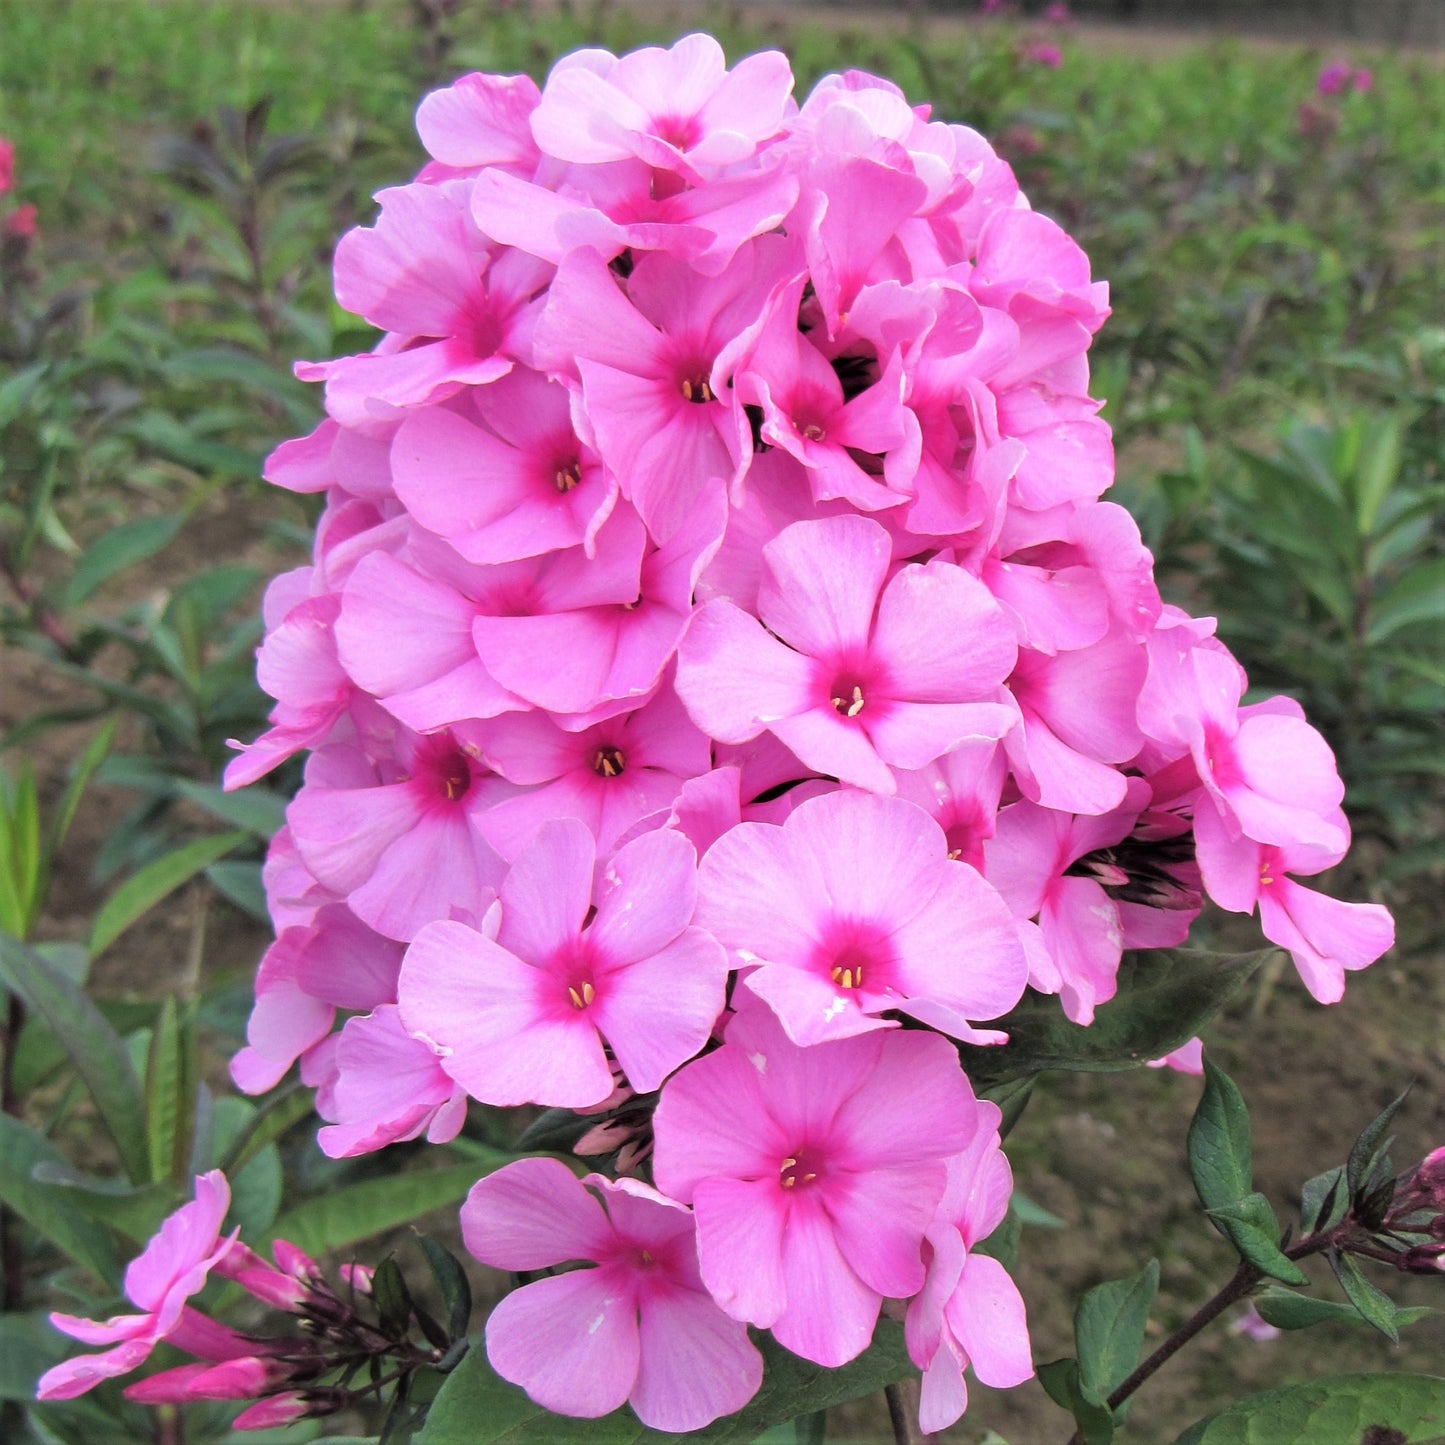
[1317,60,1374,96]
[216,34,1392,1433]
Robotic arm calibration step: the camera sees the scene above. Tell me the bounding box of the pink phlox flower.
[262,415,400,503]
[890,737,1007,873]
[970,208,1106,330]
[335,549,528,733]
[0,138,13,194]
[391,367,616,564]
[984,783,1150,1023]
[301,181,550,425]
[38,1173,242,1400]
[529,34,795,179]
[1193,807,1393,1004]
[1001,631,1146,816]
[1142,642,1348,854]
[1351,67,1374,93]
[286,728,508,942]
[906,1101,1033,1433]
[470,148,800,279]
[732,274,914,513]
[415,71,543,175]
[696,789,1027,1046]
[652,996,980,1367]
[1147,1036,1205,1074]
[124,1354,294,1405]
[225,571,352,789]
[477,678,712,859]
[472,488,727,718]
[1317,60,1352,96]
[259,825,330,934]
[464,1157,763,1430]
[231,901,404,1094]
[3,202,36,238]
[399,819,727,1106]
[316,1005,467,1157]
[533,242,786,540]
[677,514,1017,794]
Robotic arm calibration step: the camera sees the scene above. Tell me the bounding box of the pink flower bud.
[233,1392,309,1431]
[272,1238,323,1282]
[340,1262,375,1296]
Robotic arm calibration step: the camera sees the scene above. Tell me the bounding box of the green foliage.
[1171,1373,1445,1445]
[958,947,1276,1087]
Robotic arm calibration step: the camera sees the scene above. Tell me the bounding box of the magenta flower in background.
[1021,41,1063,69]
[463,1157,763,1430]
[653,998,981,1367]
[1316,60,1352,95]
[0,138,14,194]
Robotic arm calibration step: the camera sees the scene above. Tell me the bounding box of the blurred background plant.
[0,2,1440,1441]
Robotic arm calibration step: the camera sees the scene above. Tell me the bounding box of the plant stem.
[1063,1229,1338,1444]
[885,1378,932,1445]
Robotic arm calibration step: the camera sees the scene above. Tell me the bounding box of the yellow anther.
[567,986,586,1010]
[443,773,467,801]
[781,1157,797,1171]
[947,847,963,861]
[781,1176,796,1188]
[582,981,595,1005]
[802,422,826,442]
[801,1172,816,1183]
[846,685,865,718]
[555,463,581,493]
[681,379,694,401]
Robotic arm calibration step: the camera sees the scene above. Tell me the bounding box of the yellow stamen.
[555,463,581,493]
[947,847,963,861]
[567,986,586,1010]
[802,422,826,442]
[846,685,865,717]
[801,1172,816,1183]
[781,1157,797,1171]
[681,378,693,401]
[582,981,595,1005]
[781,1176,796,1188]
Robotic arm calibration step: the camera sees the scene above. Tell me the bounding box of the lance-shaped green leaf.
[418,1320,916,1445]
[89,830,248,956]
[417,1233,473,1342]
[1171,1373,1445,1445]
[265,1154,509,1259]
[1346,1085,1411,1197]
[1204,1194,1309,1285]
[1188,1058,1253,1212]
[1253,1287,1434,1333]
[1299,1166,1347,1235]
[27,1160,175,1243]
[1329,1250,1407,1343]
[0,1113,119,1283]
[1075,1259,1159,1407]
[956,950,1276,1088]
[217,1082,314,1176]
[0,931,149,1184]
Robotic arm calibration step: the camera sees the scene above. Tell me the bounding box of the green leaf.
[417,1233,474,1342]
[26,1161,175,1242]
[265,1156,509,1259]
[206,1095,283,1239]
[171,779,287,838]
[1353,412,1404,536]
[975,1203,1022,1272]
[1330,1251,1405,1344]
[1347,1086,1412,1197]
[206,859,269,920]
[89,830,247,956]
[0,1113,120,1283]
[1171,1373,1445,1445]
[1300,1166,1348,1235]
[1204,1194,1309,1285]
[1075,1259,1159,1406]
[1012,1190,1066,1229]
[216,1082,313,1176]
[956,949,1276,1088]
[63,514,184,608]
[0,931,150,1184]
[1366,560,1445,644]
[1254,1287,1435,1333]
[373,1255,416,1339]
[0,1312,70,1401]
[1188,1058,1253,1212]
[145,995,183,1183]
[419,1321,915,1444]
[982,1074,1037,1141]
[47,716,117,856]
[1037,1358,1115,1445]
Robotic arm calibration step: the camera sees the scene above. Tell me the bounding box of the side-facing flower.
[464,1157,763,1431]
[38,1172,242,1400]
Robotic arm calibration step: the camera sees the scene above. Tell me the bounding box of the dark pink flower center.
[814,918,895,994]
[411,739,477,804]
[590,745,626,778]
[779,1146,824,1191]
